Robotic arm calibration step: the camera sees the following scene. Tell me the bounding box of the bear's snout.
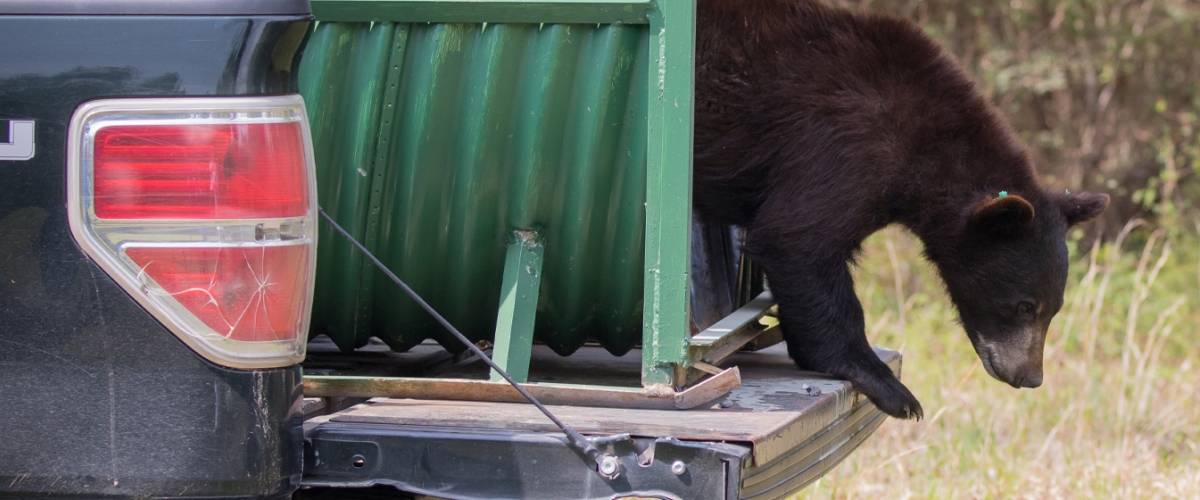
[1009,366,1043,388]
[980,346,1044,388]
[972,326,1046,389]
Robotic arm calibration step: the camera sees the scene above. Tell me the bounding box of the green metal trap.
[300,0,772,402]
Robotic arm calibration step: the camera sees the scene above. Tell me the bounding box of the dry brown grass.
[798,224,1200,499]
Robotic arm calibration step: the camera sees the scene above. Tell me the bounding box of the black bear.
[694,0,1109,419]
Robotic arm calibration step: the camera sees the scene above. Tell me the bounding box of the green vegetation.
[801,227,1198,498]
[795,3,1199,497]
[836,0,1200,235]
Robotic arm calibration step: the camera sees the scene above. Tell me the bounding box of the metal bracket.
[688,291,780,366]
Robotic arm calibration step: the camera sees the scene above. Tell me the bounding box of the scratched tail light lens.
[68,96,317,368]
[125,245,310,342]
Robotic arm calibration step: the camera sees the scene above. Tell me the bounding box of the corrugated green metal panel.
[300,22,398,351]
[301,21,650,355]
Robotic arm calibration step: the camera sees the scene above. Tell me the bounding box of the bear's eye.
[1017,301,1036,316]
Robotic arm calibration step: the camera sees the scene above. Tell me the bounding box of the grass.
[798,222,1200,499]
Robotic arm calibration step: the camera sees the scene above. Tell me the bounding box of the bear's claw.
[860,375,924,420]
[824,359,924,420]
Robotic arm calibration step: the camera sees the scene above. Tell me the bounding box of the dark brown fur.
[694,0,1108,418]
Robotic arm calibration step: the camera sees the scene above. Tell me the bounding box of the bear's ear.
[969,194,1035,236]
[1060,191,1110,226]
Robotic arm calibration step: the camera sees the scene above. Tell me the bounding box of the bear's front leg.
[768,260,924,419]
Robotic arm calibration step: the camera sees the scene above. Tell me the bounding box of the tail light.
[67,96,317,368]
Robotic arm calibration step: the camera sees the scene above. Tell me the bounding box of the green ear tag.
[998,190,1009,198]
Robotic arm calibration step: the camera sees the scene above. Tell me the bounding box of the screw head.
[671,460,687,476]
[598,454,621,479]
[802,384,822,396]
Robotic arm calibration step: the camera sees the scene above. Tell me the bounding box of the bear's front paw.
[794,355,925,419]
[863,375,923,420]
[840,367,923,420]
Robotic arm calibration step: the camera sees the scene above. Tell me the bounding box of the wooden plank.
[332,398,794,444]
[304,364,740,410]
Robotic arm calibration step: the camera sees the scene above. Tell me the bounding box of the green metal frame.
[307,0,697,391]
[641,0,695,388]
[311,0,654,23]
[489,231,544,383]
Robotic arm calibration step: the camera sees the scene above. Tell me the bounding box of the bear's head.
[939,190,1108,388]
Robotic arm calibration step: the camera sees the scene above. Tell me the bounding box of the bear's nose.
[1018,371,1042,388]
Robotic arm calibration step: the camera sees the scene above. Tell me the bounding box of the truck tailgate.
[300,344,898,499]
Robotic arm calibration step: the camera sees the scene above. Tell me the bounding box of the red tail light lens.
[68,96,316,368]
[94,123,308,219]
[125,245,310,342]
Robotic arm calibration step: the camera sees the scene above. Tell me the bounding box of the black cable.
[317,208,603,466]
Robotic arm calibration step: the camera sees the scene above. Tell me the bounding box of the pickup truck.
[0,1,901,498]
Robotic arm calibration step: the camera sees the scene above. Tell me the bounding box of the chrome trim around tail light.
[67,96,318,369]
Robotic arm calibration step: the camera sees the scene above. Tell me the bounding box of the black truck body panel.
[0,13,310,499]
